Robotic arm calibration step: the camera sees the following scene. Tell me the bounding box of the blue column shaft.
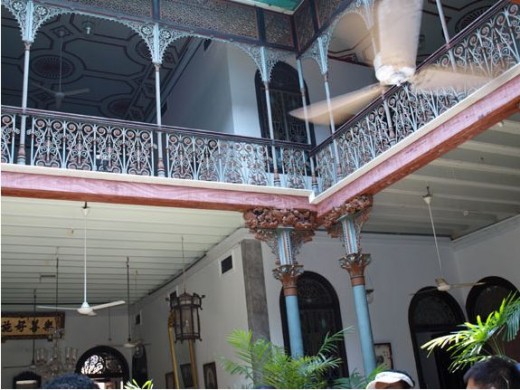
[352,284,376,374]
[285,294,304,358]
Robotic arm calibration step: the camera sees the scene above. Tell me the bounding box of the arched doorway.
[75,345,129,389]
[280,271,348,378]
[255,62,315,145]
[409,288,466,389]
[466,276,520,361]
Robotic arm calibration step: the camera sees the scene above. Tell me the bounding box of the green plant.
[222,328,350,389]
[332,366,384,389]
[421,293,520,372]
[124,379,154,389]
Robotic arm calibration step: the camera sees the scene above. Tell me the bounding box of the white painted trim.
[452,214,520,250]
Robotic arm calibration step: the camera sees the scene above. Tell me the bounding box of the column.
[154,63,165,177]
[322,195,376,374]
[296,59,318,193]
[18,41,32,164]
[260,47,280,186]
[244,207,317,358]
[317,37,341,179]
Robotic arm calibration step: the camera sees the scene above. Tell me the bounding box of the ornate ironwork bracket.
[339,252,371,286]
[4,0,62,43]
[234,44,293,83]
[272,264,304,296]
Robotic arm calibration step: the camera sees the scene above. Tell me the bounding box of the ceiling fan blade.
[451,281,486,289]
[374,0,422,84]
[412,64,491,93]
[62,88,90,97]
[33,83,56,95]
[89,300,126,311]
[289,83,384,125]
[37,305,78,311]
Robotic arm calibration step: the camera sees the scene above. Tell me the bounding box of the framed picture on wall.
[374,342,393,369]
[203,362,218,389]
[165,372,176,389]
[180,363,194,389]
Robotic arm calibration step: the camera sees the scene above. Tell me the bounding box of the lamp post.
[170,291,204,388]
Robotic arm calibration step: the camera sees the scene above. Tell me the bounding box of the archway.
[75,345,130,389]
[409,288,465,389]
[279,271,348,378]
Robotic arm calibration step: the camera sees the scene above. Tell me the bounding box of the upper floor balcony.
[1,0,519,204]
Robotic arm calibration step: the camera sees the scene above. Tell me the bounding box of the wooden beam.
[1,171,316,212]
[316,74,520,218]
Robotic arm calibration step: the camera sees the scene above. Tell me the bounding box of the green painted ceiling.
[246,0,303,12]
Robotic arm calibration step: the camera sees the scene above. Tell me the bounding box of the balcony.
[1,1,519,198]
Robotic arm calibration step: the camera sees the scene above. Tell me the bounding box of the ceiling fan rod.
[83,202,89,305]
[424,186,443,275]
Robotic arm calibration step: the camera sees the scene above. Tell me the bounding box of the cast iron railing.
[311,1,519,193]
[1,2,518,195]
[1,107,313,190]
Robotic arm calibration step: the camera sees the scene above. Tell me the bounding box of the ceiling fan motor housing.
[374,54,416,85]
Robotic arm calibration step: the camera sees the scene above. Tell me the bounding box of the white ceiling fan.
[290,0,490,125]
[418,187,484,294]
[34,31,90,109]
[39,202,125,315]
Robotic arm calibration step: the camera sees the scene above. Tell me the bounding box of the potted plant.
[421,293,520,372]
[222,328,349,389]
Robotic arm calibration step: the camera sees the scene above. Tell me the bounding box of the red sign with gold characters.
[1,312,65,341]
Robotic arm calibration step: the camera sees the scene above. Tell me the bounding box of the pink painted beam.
[316,74,520,218]
[1,171,316,212]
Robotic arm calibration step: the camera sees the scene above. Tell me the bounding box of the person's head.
[366,370,415,389]
[464,356,520,389]
[43,373,99,389]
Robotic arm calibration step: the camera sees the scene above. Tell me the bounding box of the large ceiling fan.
[290,0,490,125]
[417,187,484,294]
[39,203,125,315]
[34,31,90,109]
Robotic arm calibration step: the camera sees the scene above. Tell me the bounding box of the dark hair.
[463,356,520,389]
[43,373,99,389]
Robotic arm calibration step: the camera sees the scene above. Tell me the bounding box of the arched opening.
[409,288,465,389]
[255,62,315,145]
[466,276,520,361]
[279,271,348,378]
[75,345,129,389]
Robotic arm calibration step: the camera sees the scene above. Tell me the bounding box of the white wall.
[162,40,376,142]
[453,215,520,298]
[1,307,130,389]
[162,40,234,133]
[226,46,262,138]
[134,231,251,389]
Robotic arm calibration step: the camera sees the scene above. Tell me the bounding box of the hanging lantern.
[170,291,204,342]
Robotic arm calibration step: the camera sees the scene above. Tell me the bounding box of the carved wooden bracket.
[243,207,317,243]
[320,195,373,238]
[272,264,304,296]
[339,253,371,286]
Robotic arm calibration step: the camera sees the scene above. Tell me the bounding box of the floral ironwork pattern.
[27,115,154,175]
[1,113,19,164]
[312,2,520,193]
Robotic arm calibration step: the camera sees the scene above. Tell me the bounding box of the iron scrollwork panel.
[1,113,19,164]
